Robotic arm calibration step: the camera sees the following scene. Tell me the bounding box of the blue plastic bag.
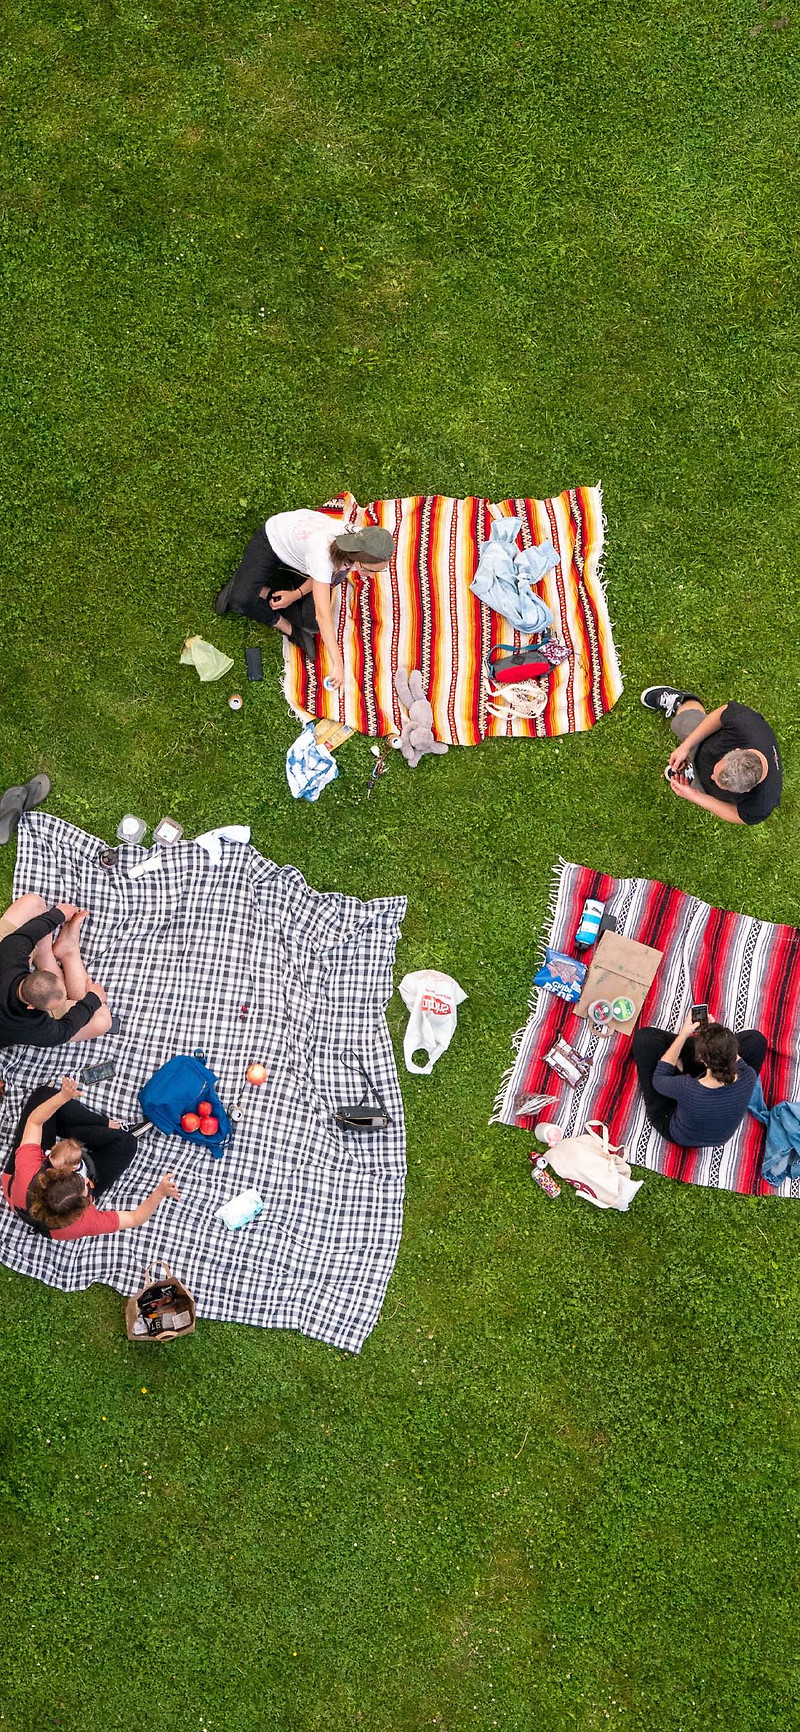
[139,1052,232,1158]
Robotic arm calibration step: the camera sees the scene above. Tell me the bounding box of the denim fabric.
[748,1077,800,1186]
[470,517,557,635]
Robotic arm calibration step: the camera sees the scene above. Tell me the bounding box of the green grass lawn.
[1,0,799,1727]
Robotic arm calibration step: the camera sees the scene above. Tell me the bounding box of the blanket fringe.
[489,857,571,1125]
[280,642,312,726]
[591,479,624,692]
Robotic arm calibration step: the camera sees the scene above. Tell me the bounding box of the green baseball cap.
[335,525,394,563]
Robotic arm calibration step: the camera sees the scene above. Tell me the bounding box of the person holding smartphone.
[215,509,395,691]
[640,688,782,826]
[2,1076,179,1241]
[632,1013,767,1146]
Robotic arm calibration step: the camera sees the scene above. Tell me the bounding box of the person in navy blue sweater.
[633,1014,767,1147]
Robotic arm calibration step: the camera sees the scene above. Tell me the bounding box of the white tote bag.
[547,1120,643,1212]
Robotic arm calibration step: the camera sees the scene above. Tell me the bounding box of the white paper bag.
[398,970,467,1075]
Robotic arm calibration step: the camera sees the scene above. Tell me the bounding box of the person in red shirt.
[3,1077,180,1241]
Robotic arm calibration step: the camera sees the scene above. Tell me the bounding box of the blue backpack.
[138,1052,232,1159]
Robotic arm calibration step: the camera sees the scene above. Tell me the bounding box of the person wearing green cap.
[215,509,395,691]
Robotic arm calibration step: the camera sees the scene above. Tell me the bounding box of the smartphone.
[691,1004,709,1026]
[245,646,263,682]
[80,1060,116,1086]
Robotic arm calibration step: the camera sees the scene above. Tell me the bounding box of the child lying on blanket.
[2,1076,180,1242]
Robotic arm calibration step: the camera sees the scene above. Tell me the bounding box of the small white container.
[116,815,148,844]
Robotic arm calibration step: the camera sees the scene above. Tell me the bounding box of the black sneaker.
[640,686,701,721]
[214,576,236,616]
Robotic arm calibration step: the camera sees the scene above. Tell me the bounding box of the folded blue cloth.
[748,1076,800,1186]
[286,722,339,803]
[470,517,558,636]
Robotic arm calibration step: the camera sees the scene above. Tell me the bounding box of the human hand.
[158,1173,181,1201]
[60,1075,82,1100]
[327,654,346,692]
[668,742,691,773]
[269,589,298,611]
[668,771,697,801]
[680,1012,699,1040]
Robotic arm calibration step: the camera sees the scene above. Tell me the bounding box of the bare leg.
[273,617,292,636]
[0,892,47,934]
[30,932,62,973]
[52,911,91,1000]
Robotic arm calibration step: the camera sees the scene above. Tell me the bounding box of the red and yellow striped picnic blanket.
[282,485,622,744]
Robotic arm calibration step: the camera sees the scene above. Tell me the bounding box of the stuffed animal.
[394,668,449,767]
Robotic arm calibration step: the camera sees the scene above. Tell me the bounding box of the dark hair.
[19,970,64,1012]
[26,1168,89,1229]
[694,1022,739,1086]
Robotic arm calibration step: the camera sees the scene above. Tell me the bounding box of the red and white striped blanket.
[282,486,622,743]
[493,861,800,1198]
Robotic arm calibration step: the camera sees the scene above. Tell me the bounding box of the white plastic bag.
[398,969,467,1075]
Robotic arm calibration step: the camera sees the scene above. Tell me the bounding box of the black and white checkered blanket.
[0,815,407,1353]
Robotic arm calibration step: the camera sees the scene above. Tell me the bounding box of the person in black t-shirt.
[640,687,782,826]
[0,894,112,1049]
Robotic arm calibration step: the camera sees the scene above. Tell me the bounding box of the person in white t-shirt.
[215,510,395,691]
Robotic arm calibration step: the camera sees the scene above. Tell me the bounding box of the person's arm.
[116,1172,181,1232]
[18,1076,82,1148]
[311,579,345,687]
[268,576,314,611]
[33,991,103,1046]
[668,705,727,772]
[668,778,745,824]
[656,1013,698,1077]
[0,906,69,973]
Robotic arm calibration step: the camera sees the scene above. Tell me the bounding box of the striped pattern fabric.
[282,486,622,743]
[0,815,407,1351]
[493,861,800,1198]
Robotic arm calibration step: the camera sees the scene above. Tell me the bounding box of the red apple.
[199,1116,219,1136]
[246,1063,267,1086]
[181,1112,201,1134]
[197,1100,213,1118]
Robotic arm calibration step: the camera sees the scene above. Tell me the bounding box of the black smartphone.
[245,646,263,682]
[80,1060,116,1086]
[691,1004,708,1026]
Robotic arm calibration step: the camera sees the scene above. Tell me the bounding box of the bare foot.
[53,910,88,959]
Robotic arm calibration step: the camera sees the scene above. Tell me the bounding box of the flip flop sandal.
[0,786,27,845]
[23,774,51,811]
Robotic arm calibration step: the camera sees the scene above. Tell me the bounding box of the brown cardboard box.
[575,929,663,1036]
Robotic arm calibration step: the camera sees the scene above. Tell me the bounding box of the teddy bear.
[393,668,449,767]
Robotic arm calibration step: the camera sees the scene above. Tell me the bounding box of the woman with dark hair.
[2,1076,179,1240]
[632,1014,767,1146]
[215,508,395,691]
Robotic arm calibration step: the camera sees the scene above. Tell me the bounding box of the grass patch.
[0,0,799,1727]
